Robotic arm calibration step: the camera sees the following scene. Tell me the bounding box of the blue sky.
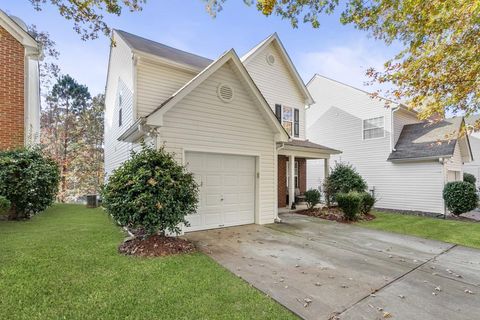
[1,1,400,96]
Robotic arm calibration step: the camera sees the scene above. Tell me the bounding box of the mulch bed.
[119,235,196,257]
[296,207,376,223]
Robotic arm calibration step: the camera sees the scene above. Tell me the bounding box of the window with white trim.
[363,116,384,140]
[275,104,299,137]
[286,160,299,188]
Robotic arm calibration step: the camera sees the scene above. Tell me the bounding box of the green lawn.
[359,211,480,249]
[0,204,296,320]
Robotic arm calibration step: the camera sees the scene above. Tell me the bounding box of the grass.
[0,204,296,320]
[359,211,480,249]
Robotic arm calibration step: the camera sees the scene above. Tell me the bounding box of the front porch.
[277,140,341,210]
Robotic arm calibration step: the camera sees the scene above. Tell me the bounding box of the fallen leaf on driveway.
[465,289,474,294]
[383,311,392,318]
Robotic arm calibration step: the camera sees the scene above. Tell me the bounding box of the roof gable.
[145,49,289,141]
[0,10,39,54]
[241,33,314,105]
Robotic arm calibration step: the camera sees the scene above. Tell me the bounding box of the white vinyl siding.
[156,61,277,225]
[307,75,446,214]
[463,133,480,187]
[104,33,135,177]
[393,109,421,145]
[136,59,197,117]
[244,42,307,140]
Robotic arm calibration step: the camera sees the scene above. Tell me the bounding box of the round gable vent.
[217,83,234,102]
[266,53,275,65]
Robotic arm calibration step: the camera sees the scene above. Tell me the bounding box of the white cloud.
[298,42,392,92]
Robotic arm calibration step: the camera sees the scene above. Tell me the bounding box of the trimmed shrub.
[336,191,362,221]
[0,148,60,219]
[0,196,10,216]
[323,162,367,205]
[102,144,199,236]
[443,181,478,215]
[463,172,476,186]
[304,189,321,210]
[359,192,376,215]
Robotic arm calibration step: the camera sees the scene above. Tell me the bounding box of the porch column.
[324,158,330,181]
[289,154,295,209]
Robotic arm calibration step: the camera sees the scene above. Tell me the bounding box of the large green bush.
[102,145,199,235]
[304,189,321,209]
[0,148,60,219]
[336,191,362,221]
[0,196,10,216]
[359,192,376,215]
[443,181,478,215]
[323,162,367,205]
[463,172,476,186]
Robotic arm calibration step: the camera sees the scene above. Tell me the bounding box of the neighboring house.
[306,74,473,215]
[104,31,339,232]
[463,115,480,188]
[0,10,41,150]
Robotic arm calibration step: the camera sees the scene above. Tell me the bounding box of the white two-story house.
[104,31,339,232]
[306,74,473,215]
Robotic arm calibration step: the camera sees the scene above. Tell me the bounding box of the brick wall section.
[297,158,307,194]
[277,156,307,208]
[0,26,25,150]
[278,156,287,208]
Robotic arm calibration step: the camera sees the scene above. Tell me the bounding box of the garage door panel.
[206,175,222,186]
[185,152,255,232]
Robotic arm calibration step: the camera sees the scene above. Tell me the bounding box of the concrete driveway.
[186,213,480,320]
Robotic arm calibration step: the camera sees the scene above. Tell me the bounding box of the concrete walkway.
[186,214,480,320]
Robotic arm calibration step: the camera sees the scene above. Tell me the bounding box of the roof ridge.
[113,29,213,65]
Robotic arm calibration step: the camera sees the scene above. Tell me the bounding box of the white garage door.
[185,152,255,232]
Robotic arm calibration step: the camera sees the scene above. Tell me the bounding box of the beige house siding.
[156,61,277,224]
[444,143,463,181]
[244,42,307,140]
[136,59,197,117]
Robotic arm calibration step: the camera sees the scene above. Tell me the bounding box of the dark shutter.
[294,108,299,137]
[275,104,282,121]
[119,108,123,127]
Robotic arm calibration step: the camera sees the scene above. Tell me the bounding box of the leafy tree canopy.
[207,0,480,124]
[29,0,145,40]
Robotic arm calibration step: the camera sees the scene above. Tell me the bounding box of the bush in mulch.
[119,235,196,257]
[296,207,376,223]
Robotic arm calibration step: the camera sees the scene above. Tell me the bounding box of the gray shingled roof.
[115,30,212,69]
[282,140,341,154]
[388,118,463,161]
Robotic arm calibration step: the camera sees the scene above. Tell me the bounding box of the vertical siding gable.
[244,42,307,140]
[158,61,277,223]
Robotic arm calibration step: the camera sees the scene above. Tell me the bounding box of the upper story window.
[275,104,299,137]
[118,90,123,127]
[363,116,384,140]
[118,108,123,127]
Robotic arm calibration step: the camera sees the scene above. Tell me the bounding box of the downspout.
[390,106,401,152]
[439,157,447,219]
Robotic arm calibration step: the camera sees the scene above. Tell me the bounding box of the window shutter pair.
[294,109,299,137]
